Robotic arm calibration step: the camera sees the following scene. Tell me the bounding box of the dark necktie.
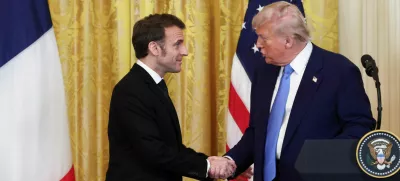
[158,79,169,98]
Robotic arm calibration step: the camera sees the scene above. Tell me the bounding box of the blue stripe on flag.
[0,0,53,68]
[236,0,304,82]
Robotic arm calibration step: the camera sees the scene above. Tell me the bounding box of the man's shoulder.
[112,68,149,97]
[313,44,357,69]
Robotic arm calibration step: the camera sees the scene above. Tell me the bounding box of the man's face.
[255,23,289,66]
[156,26,188,74]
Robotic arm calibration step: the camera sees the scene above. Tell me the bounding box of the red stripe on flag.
[230,175,250,181]
[228,83,250,133]
[60,166,75,181]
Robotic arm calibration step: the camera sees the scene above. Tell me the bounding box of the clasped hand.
[207,156,236,179]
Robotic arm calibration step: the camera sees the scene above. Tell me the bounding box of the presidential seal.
[357,130,400,178]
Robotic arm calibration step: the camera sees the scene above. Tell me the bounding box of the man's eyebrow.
[175,39,184,45]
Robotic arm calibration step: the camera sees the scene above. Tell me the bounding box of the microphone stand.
[361,55,382,130]
[372,73,382,130]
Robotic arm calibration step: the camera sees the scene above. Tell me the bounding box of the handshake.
[207,156,236,179]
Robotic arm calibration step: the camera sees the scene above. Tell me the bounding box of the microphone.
[360,54,382,130]
[361,54,379,81]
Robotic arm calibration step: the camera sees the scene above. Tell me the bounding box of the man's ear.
[148,41,160,56]
[284,36,294,49]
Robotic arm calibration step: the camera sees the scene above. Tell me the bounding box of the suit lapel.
[148,83,182,141]
[282,45,324,151]
[164,97,183,142]
[133,64,183,142]
[260,65,281,147]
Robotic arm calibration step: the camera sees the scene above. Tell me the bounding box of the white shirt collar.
[136,60,163,84]
[289,41,313,74]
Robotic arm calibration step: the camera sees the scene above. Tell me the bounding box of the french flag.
[0,0,75,180]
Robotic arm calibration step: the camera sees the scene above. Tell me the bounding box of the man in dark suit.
[106,14,236,181]
[225,2,376,181]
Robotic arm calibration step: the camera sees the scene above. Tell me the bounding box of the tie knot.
[283,64,294,75]
[158,79,168,92]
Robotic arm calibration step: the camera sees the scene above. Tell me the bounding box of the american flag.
[226,1,305,180]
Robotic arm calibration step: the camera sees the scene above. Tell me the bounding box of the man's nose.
[181,45,188,56]
[256,37,263,49]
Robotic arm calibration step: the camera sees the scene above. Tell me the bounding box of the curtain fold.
[339,0,400,135]
[303,0,338,52]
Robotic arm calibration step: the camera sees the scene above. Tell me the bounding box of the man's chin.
[170,68,181,73]
[264,57,273,64]
[264,58,282,66]
[175,64,182,72]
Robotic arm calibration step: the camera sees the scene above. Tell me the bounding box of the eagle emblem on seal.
[368,138,396,170]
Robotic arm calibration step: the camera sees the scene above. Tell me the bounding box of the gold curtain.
[48,0,337,181]
[303,0,338,52]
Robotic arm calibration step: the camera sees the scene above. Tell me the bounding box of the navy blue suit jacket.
[226,44,376,181]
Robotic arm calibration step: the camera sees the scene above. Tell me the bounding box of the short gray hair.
[252,1,310,42]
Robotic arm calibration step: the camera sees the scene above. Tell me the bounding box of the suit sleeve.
[335,64,376,138]
[224,67,261,177]
[117,92,209,180]
[225,124,255,177]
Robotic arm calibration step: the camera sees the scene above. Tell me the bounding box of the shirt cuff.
[224,155,233,160]
[206,159,210,177]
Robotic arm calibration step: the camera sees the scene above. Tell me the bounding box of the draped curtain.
[338,0,400,135]
[48,0,337,180]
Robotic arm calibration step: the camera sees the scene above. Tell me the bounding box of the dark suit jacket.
[106,64,210,181]
[226,44,376,181]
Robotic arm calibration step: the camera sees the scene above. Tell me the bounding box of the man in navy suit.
[225,1,376,181]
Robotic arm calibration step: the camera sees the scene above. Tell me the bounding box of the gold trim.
[356,130,400,178]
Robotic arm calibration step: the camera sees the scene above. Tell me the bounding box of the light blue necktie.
[264,64,294,181]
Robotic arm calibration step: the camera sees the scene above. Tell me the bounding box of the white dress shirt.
[136,60,163,84]
[272,42,313,159]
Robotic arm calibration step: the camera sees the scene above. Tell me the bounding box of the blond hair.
[252,1,310,42]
